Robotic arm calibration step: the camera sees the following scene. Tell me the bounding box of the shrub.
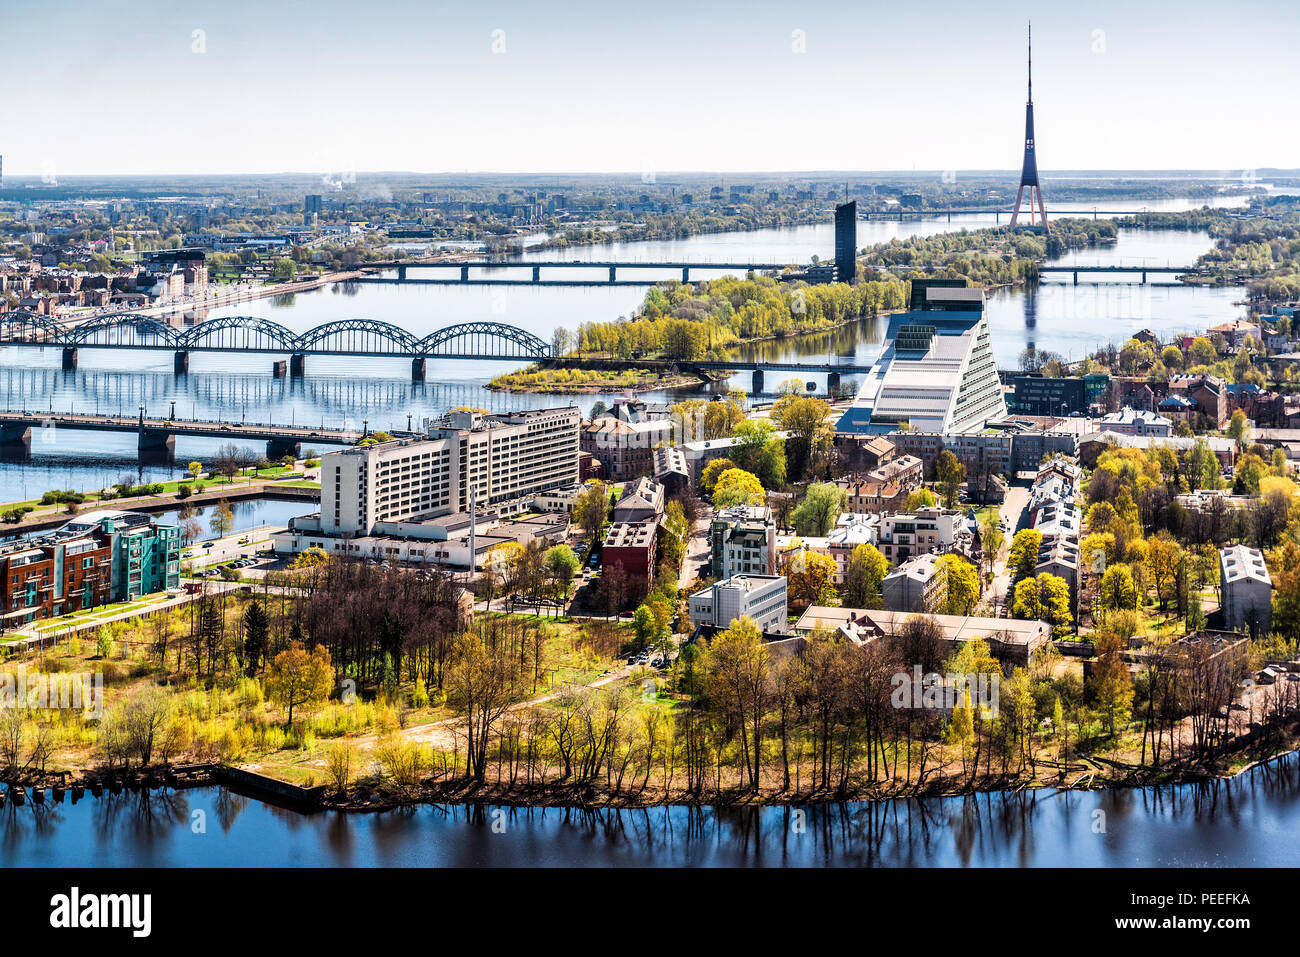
[95,626,116,660]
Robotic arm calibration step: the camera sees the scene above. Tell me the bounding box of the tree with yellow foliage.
[784,547,838,610]
[712,467,765,508]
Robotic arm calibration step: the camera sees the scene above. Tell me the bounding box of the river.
[0,195,1254,504]
[3,754,1298,867]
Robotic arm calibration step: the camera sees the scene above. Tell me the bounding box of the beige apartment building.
[322,408,581,536]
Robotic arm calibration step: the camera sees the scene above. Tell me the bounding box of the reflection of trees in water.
[727,317,885,364]
[0,793,68,849]
[91,788,191,845]
[215,787,251,833]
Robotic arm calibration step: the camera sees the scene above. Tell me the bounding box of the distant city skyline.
[5,0,1298,177]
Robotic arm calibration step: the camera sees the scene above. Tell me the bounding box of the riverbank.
[104,269,365,322]
[7,729,1296,817]
[492,307,904,396]
[0,478,319,537]
[487,366,727,394]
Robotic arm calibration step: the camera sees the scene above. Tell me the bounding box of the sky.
[3,0,1298,177]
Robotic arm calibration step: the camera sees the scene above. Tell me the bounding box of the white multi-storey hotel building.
[322,407,581,537]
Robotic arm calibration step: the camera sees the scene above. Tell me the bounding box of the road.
[0,410,361,445]
[987,481,1032,615]
[184,525,287,575]
[679,510,712,591]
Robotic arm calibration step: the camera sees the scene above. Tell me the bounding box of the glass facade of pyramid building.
[836,279,1008,435]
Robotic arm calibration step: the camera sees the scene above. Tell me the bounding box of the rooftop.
[794,606,1051,649]
[603,522,656,549]
[1220,544,1271,586]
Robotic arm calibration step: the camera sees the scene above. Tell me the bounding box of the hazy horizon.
[5,0,1298,178]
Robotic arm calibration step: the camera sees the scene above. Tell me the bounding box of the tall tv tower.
[1009,22,1048,230]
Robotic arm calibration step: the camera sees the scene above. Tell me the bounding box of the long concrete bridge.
[1036,264,1197,284]
[859,207,1165,222]
[0,407,365,459]
[362,260,792,286]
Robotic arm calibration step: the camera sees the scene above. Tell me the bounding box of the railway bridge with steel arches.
[0,312,554,379]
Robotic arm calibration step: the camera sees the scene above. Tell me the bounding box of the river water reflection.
[4,755,1298,867]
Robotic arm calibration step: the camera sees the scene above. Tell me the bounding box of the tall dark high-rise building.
[834,200,857,283]
[1010,22,1048,230]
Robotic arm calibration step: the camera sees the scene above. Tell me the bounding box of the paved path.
[988,481,1032,615]
[679,511,712,591]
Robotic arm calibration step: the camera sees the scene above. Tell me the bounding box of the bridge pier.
[290,353,307,377]
[271,359,287,378]
[398,265,407,281]
[1073,271,1079,286]
[608,266,616,283]
[532,265,541,282]
[460,265,469,282]
[411,356,426,381]
[682,267,689,283]
[827,371,841,395]
[61,347,78,372]
[0,424,32,451]
[173,350,189,375]
[751,369,764,395]
[1141,271,1147,284]
[137,429,175,458]
[267,438,301,461]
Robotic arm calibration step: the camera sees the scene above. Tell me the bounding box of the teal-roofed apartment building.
[58,509,181,600]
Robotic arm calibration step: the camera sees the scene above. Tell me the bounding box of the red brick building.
[0,533,113,630]
[601,521,657,591]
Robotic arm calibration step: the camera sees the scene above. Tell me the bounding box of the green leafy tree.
[842,543,889,609]
[937,554,980,615]
[904,488,936,511]
[1006,528,1043,584]
[791,482,847,537]
[1226,408,1251,450]
[1090,631,1134,737]
[1011,572,1073,634]
[265,642,333,726]
[935,449,966,509]
[572,481,609,545]
[1097,564,1139,615]
[730,421,787,489]
[242,601,270,676]
[544,544,580,599]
